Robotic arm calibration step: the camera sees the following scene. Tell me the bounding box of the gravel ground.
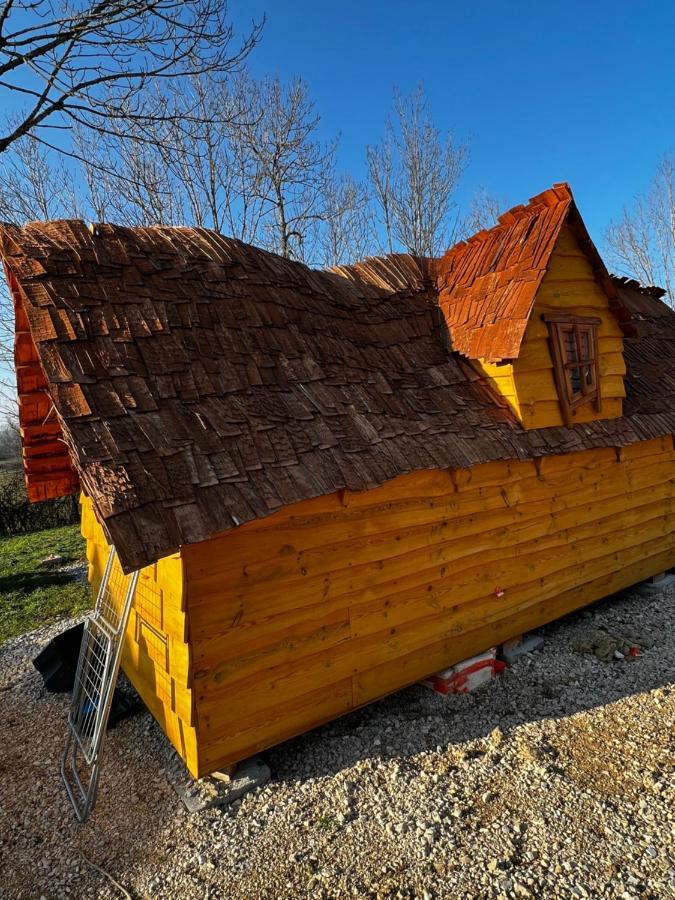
[1,586,674,900]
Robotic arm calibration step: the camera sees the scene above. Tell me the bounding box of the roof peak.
[466,182,573,245]
[435,183,590,362]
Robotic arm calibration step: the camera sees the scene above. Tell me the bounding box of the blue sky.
[2,2,672,407]
[232,0,674,243]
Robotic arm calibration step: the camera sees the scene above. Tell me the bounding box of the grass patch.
[0,524,92,644]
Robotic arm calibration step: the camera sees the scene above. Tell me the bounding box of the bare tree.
[164,76,242,234]
[315,174,375,267]
[462,187,509,236]
[76,116,186,227]
[75,73,271,242]
[233,75,338,260]
[605,155,675,303]
[0,416,20,459]
[137,74,269,242]
[0,138,81,402]
[0,0,263,157]
[75,72,341,259]
[0,280,14,399]
[366,138,396,254]
[367,86,468,258]
[0,138,76,221]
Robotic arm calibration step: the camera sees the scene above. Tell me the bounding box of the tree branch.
[0,0,263,155]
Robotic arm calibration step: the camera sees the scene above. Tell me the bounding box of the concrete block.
[500,633,544,665]
[168,755,271,813]
[422,647,502,694]
[634,572,675,597]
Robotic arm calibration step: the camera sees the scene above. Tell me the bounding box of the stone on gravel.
[635,572,675,595]
[501,633,545,664]
[168,757,271,813]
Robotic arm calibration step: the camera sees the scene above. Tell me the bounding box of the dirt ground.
[1,584,673,899]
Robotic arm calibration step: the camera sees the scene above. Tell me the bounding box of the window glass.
[563,329,578,363]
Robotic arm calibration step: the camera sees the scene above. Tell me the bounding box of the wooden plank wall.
[81,495,199,775]
[183,436,675,776]
[9,267,79,501]
[478,223,626,429]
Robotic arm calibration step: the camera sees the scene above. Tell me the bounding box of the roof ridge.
[610,273,667,299]
[435,183,576,362]
[443,184,573,259]
[327,252,434,293]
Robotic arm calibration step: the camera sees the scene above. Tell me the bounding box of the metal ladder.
[61,546,139,822]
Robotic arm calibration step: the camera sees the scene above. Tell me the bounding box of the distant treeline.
[0,423,20,460]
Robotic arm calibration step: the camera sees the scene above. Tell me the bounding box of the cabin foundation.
[635,572,675,596]
[168,756,271,813]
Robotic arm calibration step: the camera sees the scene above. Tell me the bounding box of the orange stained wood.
[81,494,198,774]
[435,183,628,367]
[436,184,573,363]
[5,265,78,501]
[475,223,626,428]
[81,436,675,776]
[178,435,675,776]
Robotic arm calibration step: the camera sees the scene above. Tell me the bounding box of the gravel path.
[1,586,674,900]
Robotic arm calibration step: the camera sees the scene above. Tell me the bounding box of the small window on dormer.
[543,314,601,426]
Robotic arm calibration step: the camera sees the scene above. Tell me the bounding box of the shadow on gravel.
[260,585,675,784]
[0,622,178,900]
[1,583,673,897]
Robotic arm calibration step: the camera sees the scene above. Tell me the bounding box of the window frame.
[543,313,602,427]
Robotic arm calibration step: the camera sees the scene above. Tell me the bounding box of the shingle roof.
[2,188,674,572]
[436,183,631,362]
[614,277,675,418]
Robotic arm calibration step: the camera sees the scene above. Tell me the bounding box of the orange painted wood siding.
[81,495,198,774]
[182,436,675,776]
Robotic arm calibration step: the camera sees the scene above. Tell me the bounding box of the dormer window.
[544,314,601,426]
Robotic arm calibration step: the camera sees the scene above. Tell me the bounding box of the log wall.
[183,435,675,776]
[8,267,78,501]
[81,495,198,774]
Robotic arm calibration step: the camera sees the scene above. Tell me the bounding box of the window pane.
[563,329,578,363]
[546,318,600,416]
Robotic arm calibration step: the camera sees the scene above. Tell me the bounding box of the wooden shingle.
[1,191,674,572]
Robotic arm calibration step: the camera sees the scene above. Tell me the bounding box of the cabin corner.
[80,494,199,776]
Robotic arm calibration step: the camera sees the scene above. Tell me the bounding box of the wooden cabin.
[2,183,675,778]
